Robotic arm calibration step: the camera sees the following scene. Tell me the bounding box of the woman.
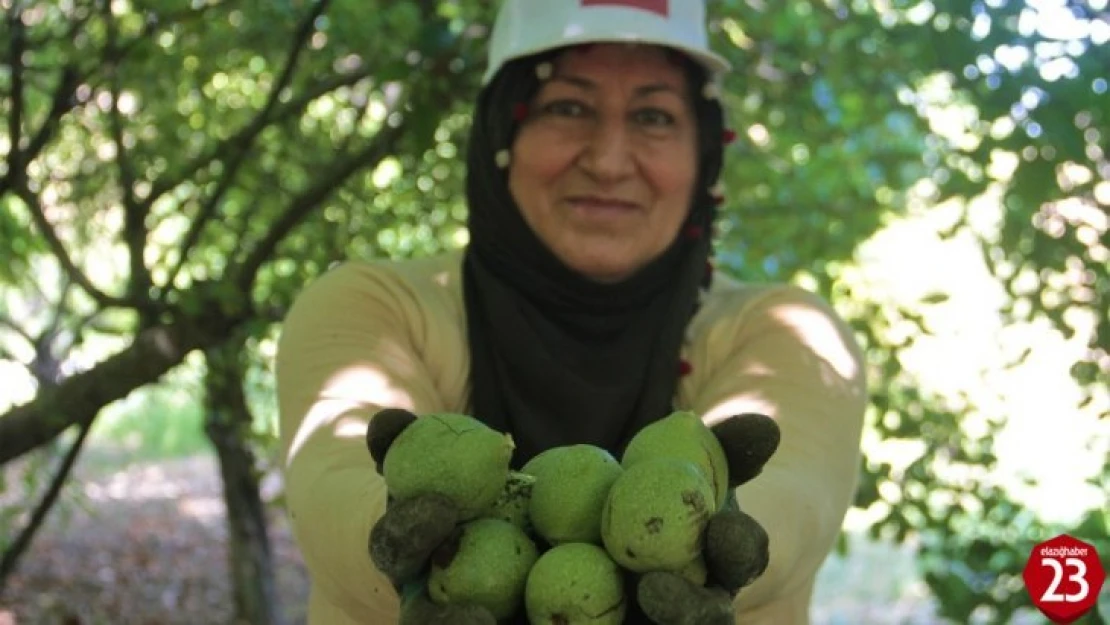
[276,1,868,623]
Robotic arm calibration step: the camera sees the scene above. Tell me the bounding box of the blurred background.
[0,0,1107,623]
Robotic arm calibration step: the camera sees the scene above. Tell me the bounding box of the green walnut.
[621,410,730,510]
[525,444,624,546]
[382,413,515,520]
[600,457,715,573]
[484,471,536,534]
[524,542,626,625]
[428,518,539,620]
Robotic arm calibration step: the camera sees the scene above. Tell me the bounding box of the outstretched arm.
[276,261,460,623]
[686,285,868,623]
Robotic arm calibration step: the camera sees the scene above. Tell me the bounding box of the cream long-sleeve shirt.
[276,249,868,625]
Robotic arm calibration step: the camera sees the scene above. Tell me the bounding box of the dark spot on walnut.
[682,490,707,515]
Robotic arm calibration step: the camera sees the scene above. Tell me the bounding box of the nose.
[577,117,635,183]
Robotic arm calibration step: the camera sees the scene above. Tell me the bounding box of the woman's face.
[508,44,698,283]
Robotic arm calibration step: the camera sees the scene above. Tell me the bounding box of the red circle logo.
[1023,534,1106,624]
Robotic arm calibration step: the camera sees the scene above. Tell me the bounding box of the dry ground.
[0,454,309,625]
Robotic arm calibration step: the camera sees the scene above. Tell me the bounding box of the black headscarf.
[462,47,726,468]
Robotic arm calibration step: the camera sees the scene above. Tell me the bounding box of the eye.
[541,99,589,118]
[632,108,677,127]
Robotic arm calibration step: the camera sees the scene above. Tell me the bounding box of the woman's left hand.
[633,506,770,624]
[634,412,781,625]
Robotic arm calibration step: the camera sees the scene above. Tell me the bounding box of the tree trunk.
[204,334,279,625]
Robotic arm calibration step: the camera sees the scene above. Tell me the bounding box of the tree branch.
[13,185,135,309]
[5,4,27,195]
[160,0,335,294]
[1,0,86,199]
[142,67,373,239]
[32,278,77,379]
[0,420,92,597]
[44,270,76,344]
[0,311,35,348]
[0,307,239,465]
[232,2,470,293]
[101,4,151,314]
[1,1,214,202]
[0,345,26,370]
[255,0,334,133]
[234,118,407,292]
[19,66,80,175]
[3,1,220,201]
[14,0,94,168]
[52,305,109,357]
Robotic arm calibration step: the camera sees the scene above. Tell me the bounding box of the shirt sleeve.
[275,261,456,622]
[684,284,868,623]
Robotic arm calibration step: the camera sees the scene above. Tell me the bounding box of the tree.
[0,0,483,620]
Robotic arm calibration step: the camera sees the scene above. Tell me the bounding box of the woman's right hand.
[365,408,498,624]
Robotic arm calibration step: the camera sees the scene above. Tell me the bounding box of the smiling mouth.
[565,196,641,212]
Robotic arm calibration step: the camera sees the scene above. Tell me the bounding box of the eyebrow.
[550,74,682,97]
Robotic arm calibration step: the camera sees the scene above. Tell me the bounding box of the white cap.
[482,0,731,86]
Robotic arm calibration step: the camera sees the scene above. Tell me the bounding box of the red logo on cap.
[581,0,668,17]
